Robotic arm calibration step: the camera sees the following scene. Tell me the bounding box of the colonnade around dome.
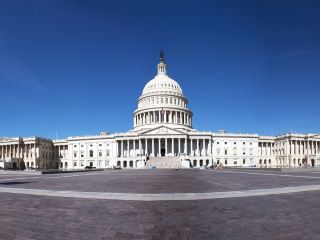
[134,109,192,128]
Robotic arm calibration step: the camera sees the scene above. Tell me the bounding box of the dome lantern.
[157,50,167,75]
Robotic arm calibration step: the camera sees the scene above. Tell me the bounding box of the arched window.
[193,160,197,167]
[90,150,94,157]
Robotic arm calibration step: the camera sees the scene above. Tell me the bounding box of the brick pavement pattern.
[0,169,320,239]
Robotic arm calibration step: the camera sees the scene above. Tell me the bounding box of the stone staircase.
[146,156,183,169]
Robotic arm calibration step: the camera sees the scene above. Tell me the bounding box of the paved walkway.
[2,184,320,201]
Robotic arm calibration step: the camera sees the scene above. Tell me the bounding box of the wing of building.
[1,52,320,170]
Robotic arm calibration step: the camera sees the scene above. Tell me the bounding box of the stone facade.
[1,53,319,169]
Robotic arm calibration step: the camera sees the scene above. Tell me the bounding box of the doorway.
[161,148,165,156]
[12,162,17,169]
[311,159,315,167]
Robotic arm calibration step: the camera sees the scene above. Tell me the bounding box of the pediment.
[140,126,187,136]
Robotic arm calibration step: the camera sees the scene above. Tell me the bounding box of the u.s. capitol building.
[1,52,320,170]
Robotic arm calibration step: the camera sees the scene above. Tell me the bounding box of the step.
[146,156,183,169]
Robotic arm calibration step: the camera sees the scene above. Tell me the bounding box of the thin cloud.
[258,48,320,62]
[204,71,225,81]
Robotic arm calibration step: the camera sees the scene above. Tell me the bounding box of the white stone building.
[1,52,320,169]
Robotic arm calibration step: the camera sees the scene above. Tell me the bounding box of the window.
[90,144,93,147]
[217,142,220,145]
[225,142,227,145]
[90,150,93,157]
[98,151,102,157]
[73,152,77,158]
[243,142,245,145]
[74,145,77,148]
[243,152,245,155]
[250,142,252,145]
[81,152,84,158]
[234,161,237,165]
[81,145,84,148]
[106,150,110,156]
[234,142,236,145]
[73,162,77,167]
[105,160,109,166]
[225,159,228,165]
[225,150,227,155]
[99,144,102,147]
[80,161,84,167]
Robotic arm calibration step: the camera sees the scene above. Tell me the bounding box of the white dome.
[133,52,193,131]
[142,74,183,96]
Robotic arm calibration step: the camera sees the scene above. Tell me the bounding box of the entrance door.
[161,148,165,156]
[311,159,315,167]
[89,162,93,167]
[12,162,17,169]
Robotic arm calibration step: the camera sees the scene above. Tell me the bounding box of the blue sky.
[0,0,320,139]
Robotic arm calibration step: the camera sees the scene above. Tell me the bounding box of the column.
[152,138,155,156]
[133,139,136,156]
[1,146,3,159]
[196,139,199,156]
[172,138,174,156]
[209,138,212,155]
[139,139,142,156]
[312,141,314,154]
[158,138,161,156]
[164,111,167,123]
[115,141,119,157]
[127,140,130,157]
[178,138,181,155]
[165,138,168,155]
[121,140,123,157]
[184,138,187,154]
[18,144,20,159]
[158,111,161,123]
[190,139,193,156]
